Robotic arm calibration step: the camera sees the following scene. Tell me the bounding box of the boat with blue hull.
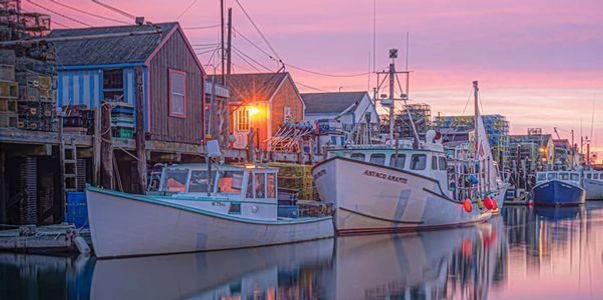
[532,171,585,206]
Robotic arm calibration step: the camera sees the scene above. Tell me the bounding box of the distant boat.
[532,171,585,206]
[86,164,334,258]
[582,170,603,200]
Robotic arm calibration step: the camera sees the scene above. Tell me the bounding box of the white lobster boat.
[86,164,334,258]
[312,138,493,235]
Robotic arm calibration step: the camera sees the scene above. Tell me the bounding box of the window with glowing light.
[235,108,250,131]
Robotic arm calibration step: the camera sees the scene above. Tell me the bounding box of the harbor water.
[2,203,603,300]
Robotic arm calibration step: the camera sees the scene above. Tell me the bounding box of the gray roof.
[301,91,368,114]
[51,23,177,66]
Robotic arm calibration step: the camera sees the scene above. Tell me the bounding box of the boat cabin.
[157,164,279,220]
[584,171,603,182]
[328,147,449,192]
[536,171,581,185]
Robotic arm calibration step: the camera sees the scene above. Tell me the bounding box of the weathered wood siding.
[270,77,304,136]
[148,30,204,144]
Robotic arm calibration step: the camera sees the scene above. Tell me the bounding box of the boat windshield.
[390,154,406,169]
[559,173,569,180]
[350,153,365,161]
[410,154,427,170]
[547,173,558,180]
[369,153,386,165]
[537,173,546,181]
[595,173,600,180]
[188,170,216,193]
[570,173,580,181]
[216,171,244,194]
[161,169,189,192]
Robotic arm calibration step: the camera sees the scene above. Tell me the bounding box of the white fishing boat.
[582,170,603,200]
[312,81,503,234]
[86,163,334,258]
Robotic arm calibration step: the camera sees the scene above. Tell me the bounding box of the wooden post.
[100,102,114,189]
[135,67,147,193]
[92,107,101,185]
[0,150,5,224]
[226,7,232,75]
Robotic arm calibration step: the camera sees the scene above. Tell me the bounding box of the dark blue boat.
[532,171,585,206]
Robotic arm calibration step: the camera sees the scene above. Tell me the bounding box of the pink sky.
[23,0,603,156]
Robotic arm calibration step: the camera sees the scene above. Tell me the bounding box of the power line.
[232,50,262,72]
[296,81,329,92]
[26,0,91,27]
[234,0,281,61]
[183,24,221,30]
[91,0,136,19]
[233,27,277,62]
[232,46,273,72]
[284,63,370,78]
[48,0,130,25]
[177,0,198,20]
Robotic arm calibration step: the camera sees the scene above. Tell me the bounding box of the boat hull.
[583,178,603,200]
[86,188,334,258]
[532,180,586,206]
[312,157,492,235]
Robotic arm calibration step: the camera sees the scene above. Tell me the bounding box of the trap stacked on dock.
[62,105,94,135]
[0,49,18,128]
[267,162,319,201]
[111,102,134,138]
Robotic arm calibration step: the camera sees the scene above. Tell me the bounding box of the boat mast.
[473,81,482,196]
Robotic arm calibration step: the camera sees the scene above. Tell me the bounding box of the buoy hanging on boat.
[492,199,499,209]
[483,197,494,210]
[463,199,473,212]
[476,197,484,209]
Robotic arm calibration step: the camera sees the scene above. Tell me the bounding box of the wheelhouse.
[584,171,603,181]
[536,171,581,184]
[159,164,278,201]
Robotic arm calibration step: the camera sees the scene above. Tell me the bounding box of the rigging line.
[296,81,329,93]
[176,0,198,20]
[195,48,221,55]
[232,50,262,72]
[232,46,273,72]
[183,24,221,30]
[233,27,277,62]
[48,0,130,24]
[234,0,281,61]
[204,45,221,66]
[26,0,91,26]
[91,0,136,19]
[51,19,70,28]
[284,63,370,78]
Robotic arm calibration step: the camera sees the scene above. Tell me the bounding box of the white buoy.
[74,236,91,254]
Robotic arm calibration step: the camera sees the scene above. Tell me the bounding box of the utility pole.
[220,0,225,84]
[135,67,147,193]
[226,7,232,75]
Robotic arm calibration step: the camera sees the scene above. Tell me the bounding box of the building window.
[169,69,186,117]
[235,108,250,131]
[284,106,292,122]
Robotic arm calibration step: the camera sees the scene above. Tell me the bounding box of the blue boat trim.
[86,186,332,225]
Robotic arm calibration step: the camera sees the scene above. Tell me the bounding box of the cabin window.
[235,108,250,131]
[559,173,569,180]
[188,170,217,193]
[439,157,447,171]
[594,174,600,180]
[217,171,244,194]
[350,153,365,161]
[161,169,189,192]
[431,156,438,170]
[571,173,579,181]
[255,173,266,198]
[330,136,338,145]
[369,153,386,165]
[547,173,558,180]
[410,154,427,170]
[228,202,241,215]
[340,136,346,145]
[537,173,546,181]
[169,69,186,117]
[102,69,124,101]
[267,173,276,198]
[587,173,592,179]
[390,154,406,169]
[246,174,254,198]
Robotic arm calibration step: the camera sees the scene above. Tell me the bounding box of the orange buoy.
[463,199,473,212]
[492,199,499,209]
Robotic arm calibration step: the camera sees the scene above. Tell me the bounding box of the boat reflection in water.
[493,203,603,299]
[88,218,506,300]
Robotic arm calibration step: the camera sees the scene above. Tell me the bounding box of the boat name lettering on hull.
[363,170,407,184]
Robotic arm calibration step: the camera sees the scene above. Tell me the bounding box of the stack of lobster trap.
[0,0,57,131]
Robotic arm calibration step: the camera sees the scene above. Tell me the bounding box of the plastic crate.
[65,192,88,228]
[115,127,134,139]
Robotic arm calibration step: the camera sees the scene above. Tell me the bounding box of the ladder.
[60,137,78,193]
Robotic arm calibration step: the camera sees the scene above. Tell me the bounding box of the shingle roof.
[208,73,289,103]
[301,91,367,114]
[51,23,177,66]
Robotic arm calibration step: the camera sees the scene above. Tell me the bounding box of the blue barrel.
[65,192,89,228]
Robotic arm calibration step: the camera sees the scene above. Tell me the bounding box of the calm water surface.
[2,203,603,300]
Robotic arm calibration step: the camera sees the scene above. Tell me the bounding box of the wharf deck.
[0,224,91,254]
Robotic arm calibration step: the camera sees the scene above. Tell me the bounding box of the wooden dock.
[0,224,91,254]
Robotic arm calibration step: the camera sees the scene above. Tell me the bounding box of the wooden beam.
[134,67,147,193]
[6,144,52,157]
[0,149,5,224]
[92,108,101,185]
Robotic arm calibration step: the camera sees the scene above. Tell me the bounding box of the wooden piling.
[100,102,114,189]
[134,67,147,193]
